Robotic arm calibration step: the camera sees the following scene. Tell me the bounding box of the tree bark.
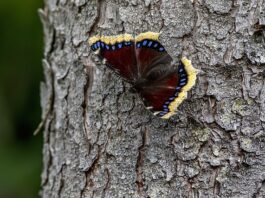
[40,0,265,197]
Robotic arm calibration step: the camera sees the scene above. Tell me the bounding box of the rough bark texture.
[40,0,265,197]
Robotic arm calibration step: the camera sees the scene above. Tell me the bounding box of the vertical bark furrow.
[136,128,147,198]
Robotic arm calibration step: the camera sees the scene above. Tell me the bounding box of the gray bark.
[40,0,265,197]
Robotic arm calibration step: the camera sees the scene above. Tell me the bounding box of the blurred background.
[0,0,43,197]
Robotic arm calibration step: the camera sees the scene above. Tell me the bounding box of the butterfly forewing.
[89,34,138,82]
[135,33,171,78]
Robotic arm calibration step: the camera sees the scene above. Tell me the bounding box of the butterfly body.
[89,32,197,119]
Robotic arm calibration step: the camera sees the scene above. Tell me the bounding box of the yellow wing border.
[135,32,160,42]
[88,31,160,46]
[161,57,198,119]
[88,33,134,46]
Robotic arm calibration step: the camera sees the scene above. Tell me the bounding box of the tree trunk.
[39,0,265,197]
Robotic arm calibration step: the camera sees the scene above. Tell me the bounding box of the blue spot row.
[178,63,186,74]
[91,39,166,52]
[91,41,132,51]
[159,112,167,116]
[180,78,186,82]
[176,63,188,88]
[136,39,165,52]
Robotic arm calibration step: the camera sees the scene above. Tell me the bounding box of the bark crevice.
[136,128,148,198]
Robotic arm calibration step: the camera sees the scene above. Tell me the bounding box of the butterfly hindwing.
[139,58,197,119]
[89,34,138,82]
[139,72,180,111]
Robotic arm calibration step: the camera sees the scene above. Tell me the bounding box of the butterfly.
[89,32,197,119]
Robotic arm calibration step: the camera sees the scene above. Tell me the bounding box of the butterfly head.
[130,78,150,92]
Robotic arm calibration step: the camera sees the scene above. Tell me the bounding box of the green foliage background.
[0,0,43,197]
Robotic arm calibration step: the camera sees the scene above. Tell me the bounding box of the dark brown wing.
[89,34,138,82]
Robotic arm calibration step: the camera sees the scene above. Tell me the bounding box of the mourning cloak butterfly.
[89,32,197,119]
